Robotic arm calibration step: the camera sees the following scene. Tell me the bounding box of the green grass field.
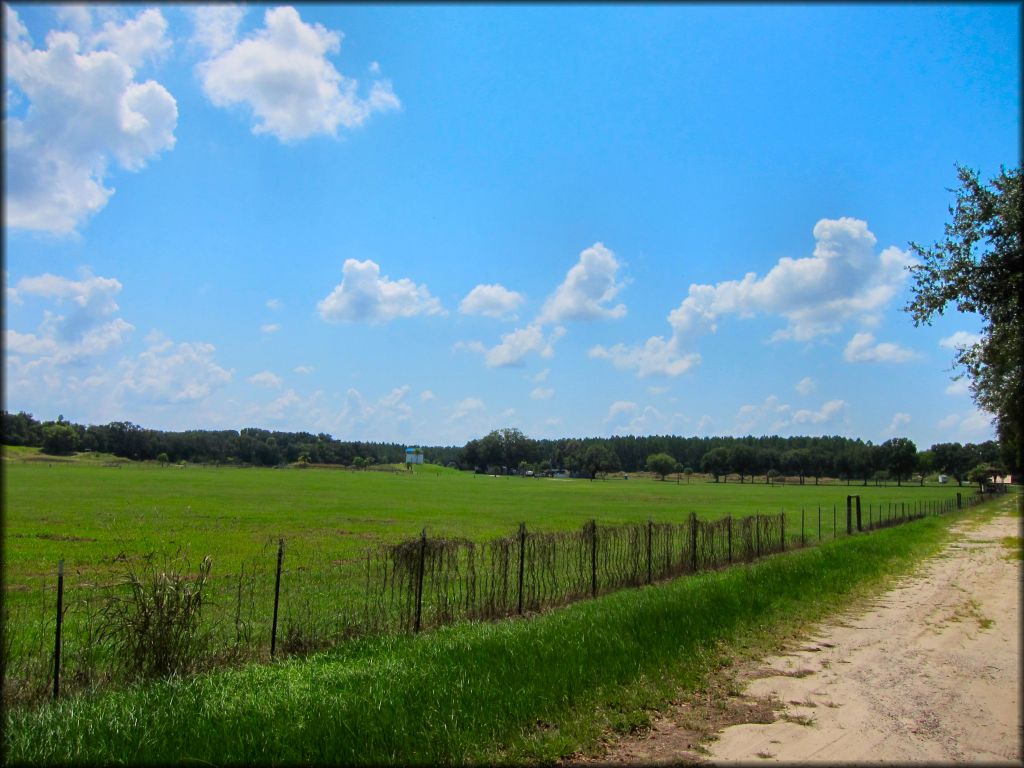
[6,493,1014,766]
[2,446,979,706]
[3,446,974,586]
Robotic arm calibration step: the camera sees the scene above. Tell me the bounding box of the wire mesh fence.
[3,491,984,706]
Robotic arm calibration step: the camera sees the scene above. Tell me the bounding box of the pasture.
[2,447,976,704]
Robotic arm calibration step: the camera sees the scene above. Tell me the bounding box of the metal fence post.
[517,522,526,615]
[646,520,653,585]
[53,559,64,700]
[414,528,427,633]
[270,538,284,658]
[590,520,598,598]
[689,512,698,572]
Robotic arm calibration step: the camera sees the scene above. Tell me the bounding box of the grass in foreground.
[6,496,1000,766]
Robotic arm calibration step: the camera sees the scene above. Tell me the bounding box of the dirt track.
[586,502,1021,765]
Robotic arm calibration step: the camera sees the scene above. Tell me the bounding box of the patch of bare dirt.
[574,507,1022,765]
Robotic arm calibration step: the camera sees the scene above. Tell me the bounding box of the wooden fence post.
[780,510,786,551]
[414,528,427,633]
[856,496,862,532]
[270,538,284,658]
[801,507,805,547]
[517,523,526,615]
[53,559,64,700]
[817,506,821,542]
[957,492,962,509]
[727,515,733,564]
[846,496,853,535]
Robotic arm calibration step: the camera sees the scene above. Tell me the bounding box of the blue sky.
[4,3,1020,448]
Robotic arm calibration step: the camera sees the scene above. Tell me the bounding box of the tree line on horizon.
[2,411,1006,487]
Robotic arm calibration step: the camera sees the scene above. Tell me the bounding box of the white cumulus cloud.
[530,387,555,400]
[4,6,177,233]
[197,6,400,142]
[795,376,817,396]
[318,259,444,323]
[939,331,982,350]
[590,218,914,379]
[483,324,565,368]
[884,412,911,435]
[843,332,919,363]
[459,283,525,320]
[539,242,627,323]
[187,4,247,57]
[248,371,283,388]
[119,336,233,404]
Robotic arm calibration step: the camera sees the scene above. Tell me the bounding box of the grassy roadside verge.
[4,496,1010,766]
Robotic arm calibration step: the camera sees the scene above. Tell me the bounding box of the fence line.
[9,490,990,704]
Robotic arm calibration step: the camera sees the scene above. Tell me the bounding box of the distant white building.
[405,447,424,465]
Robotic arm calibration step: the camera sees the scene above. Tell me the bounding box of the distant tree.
[583,444,618,480]
[157,452,170,466]
[729,445,758,484]
[880,437,917,486]
[915,450,935,486]
[645,452,676,481]
[701,447,730,483]
[683,466,694,484]
[906,163,1022,474]
[968,463,1004,491]
[766,468,780,485]
[41,419,79,456]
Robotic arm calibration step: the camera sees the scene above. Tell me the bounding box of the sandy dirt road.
[585,504,1021,765]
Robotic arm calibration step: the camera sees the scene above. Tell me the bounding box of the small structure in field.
[405,447,424,466]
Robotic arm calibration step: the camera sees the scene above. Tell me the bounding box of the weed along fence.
[7,491,983,706]
[363,513,785,633]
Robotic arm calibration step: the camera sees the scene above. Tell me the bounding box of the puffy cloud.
[6,271,133,364]
[260,323,280,334]
[459,283,525,320]
[607,401,639,419]
[197,6,399,142]
[187,4,247,57]
[530,387,555,400]
[4,6,177,233]
[266,298,283,311]
[939,331,981,350]
[591,218,914,379]
[843,332,919,363]
[937,409,993,439]
[420,390,436,402]
[885,412,911,435]
[945,378,970,396]
[119,336,233,403]
[483,324,565,368]
[450,397,485,421]
[531,368,550,383]
[589,336,700,377]
[318,259,444,323]
[795,376,817,396]
[792,399,847,424]
[539,243,627,323]
[671,218,914,342]
[248,371,283,388]
[605,400,683,436]
[735,395,846,434]
[294,365,314,374]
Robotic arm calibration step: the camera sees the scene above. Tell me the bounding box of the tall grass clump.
[4,507,969,767]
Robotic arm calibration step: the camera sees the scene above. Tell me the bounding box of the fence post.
[415,528,427,633]
[646,520,653,585]
[780,510,786,551]
[846,496,853,535]
[856,496,862,532]
[690,512,698,572]
[833,505,836,540]
[53,559,64,701]
[517,522,526,615]
[270,538,284,658]
[590,520,598,598]
[755,512,761,557]
[817,506,821,542]
[957,492,962,510]
[801,507,805,547]
[727,515,733,564]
